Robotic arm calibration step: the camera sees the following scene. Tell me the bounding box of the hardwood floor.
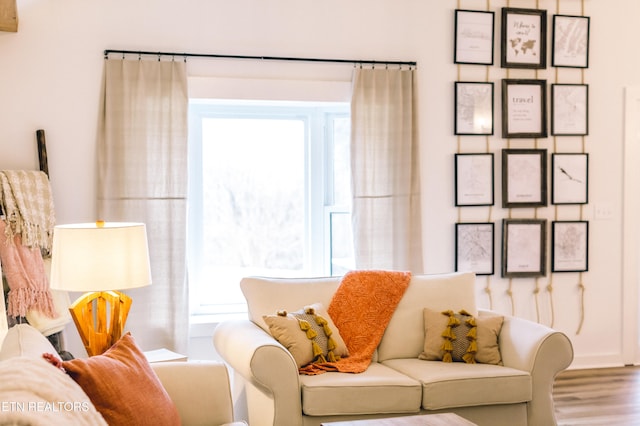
[554,366,640,425]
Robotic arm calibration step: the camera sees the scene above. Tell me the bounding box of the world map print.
[504,11,544,66]
[509,37,537,57]
[509,32,539,62]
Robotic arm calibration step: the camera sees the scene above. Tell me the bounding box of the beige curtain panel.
[350,68,423,273]
[97,58,189,353]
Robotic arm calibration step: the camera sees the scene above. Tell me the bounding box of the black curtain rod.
[103,49,417,67]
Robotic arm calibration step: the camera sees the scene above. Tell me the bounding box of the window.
[188,100,353,319]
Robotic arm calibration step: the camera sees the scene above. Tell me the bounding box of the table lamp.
[49,221,152,356]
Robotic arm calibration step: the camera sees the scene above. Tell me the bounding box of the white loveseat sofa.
[213,272,574,426]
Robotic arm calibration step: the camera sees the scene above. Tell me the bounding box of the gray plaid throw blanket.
[0,170,56,252]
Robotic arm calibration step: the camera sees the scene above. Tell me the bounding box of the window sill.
[189,312,248,338]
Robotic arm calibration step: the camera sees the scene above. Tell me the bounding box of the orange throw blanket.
[300,270,411,375]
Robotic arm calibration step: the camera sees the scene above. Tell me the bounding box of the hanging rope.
[507,278,515,316]
[547,0,561,328]
[534,277,541,323]
[485,276,494,310]
[576,273,586,334]
[547,277,556,328]
[454,0,496,310]
[483,12,493,307]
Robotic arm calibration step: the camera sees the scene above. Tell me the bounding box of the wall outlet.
[594,204,614,220]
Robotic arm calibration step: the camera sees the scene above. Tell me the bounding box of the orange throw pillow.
[62,333,181,426]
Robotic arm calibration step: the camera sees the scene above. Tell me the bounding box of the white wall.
[0,0,637,367]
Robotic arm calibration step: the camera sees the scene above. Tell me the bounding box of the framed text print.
[502,79,548,139]
[501,7,547,69]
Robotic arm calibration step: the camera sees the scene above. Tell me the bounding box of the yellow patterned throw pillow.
[441,310,477,363]
[263,303,349,368]
[419,307,504,365]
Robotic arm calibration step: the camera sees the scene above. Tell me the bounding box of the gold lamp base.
[68,290,132,357]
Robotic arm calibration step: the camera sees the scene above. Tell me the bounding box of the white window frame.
[188,99,350,322]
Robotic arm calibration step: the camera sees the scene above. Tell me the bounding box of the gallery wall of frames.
[452,3,590,331]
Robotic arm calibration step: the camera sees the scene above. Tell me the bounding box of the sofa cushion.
[241,276,341,332]
[263,302,349,368]
[0,323,61,361]
[420,308,504,365]
[0,324,105,425]
[62,333,181,426]
[299,362,422,416]
[382,358,531,410]
[377,272,477,362]
[0,356,107,425]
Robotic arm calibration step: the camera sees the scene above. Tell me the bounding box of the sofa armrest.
[480,309,574,426]
[213,320,302,426]
[151,361,237,426]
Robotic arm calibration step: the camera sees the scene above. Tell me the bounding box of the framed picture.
[455,82,494,135]
[454,9,495,65]
[552,153,588,204]
[551,84,589,136]
[552,221,588,272]
[502,218,547,278]
[456,222,495,275]
[501,79,548,139]
[502,149,547,208]
[455,153,494,206]
[552,15,590,68]
[501,7,547,69]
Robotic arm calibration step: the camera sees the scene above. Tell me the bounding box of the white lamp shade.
[49,222,152,292]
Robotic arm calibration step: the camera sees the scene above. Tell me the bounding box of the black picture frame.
[552,153,589,205]
[501,7,547,69]
[502,148,548,208]
[501,79,548,139]
[455,153,495,206]
[552,14,590,68]
[502,218,547,278]
[456,222,495,276]
[551,84,588,136]
[455,81,494,136]
[552,221,589,272]
[454,9,495,65]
